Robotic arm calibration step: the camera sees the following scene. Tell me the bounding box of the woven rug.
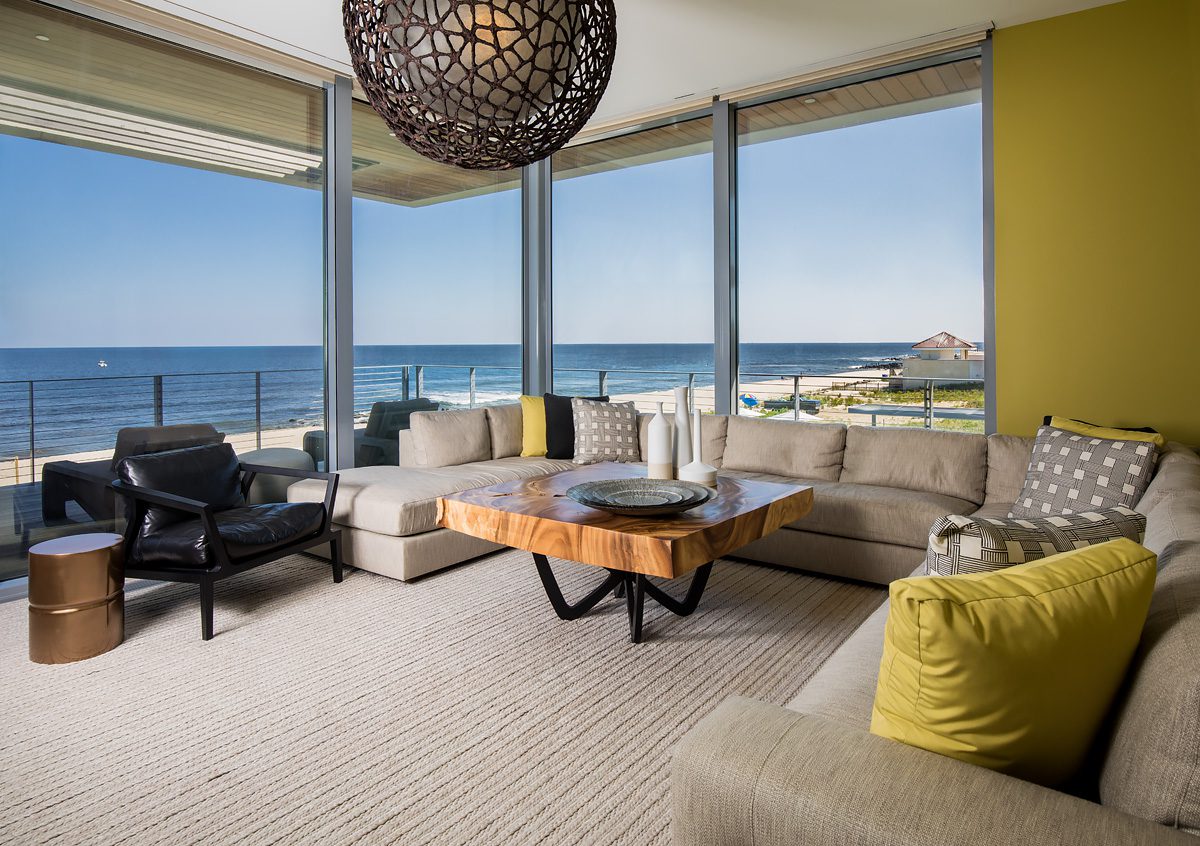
[1,549,883,845]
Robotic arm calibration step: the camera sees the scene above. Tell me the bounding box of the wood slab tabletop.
[437,463,813,579]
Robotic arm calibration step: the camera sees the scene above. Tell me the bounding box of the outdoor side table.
[28,533,124,664]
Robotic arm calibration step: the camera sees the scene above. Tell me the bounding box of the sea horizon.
[0,341,982,459]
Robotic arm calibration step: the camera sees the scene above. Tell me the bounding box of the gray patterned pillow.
[1009,425,1159,518]
[571,398,640,465]
[927,506,1147,575]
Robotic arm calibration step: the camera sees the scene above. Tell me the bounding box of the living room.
[2,0,1198,844]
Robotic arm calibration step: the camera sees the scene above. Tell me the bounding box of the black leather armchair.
[112,443,341,640]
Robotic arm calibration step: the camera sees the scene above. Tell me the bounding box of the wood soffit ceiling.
[0,0,979,208]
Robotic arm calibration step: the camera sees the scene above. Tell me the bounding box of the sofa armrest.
[672,697,1191,846]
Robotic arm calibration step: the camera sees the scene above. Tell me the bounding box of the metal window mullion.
[713,99,739,416]
[982,35,997,435]
[522,157,553,396]
[324,76,354,470]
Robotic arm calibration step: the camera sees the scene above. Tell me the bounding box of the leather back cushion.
[408,409,491,467]
[118,443,244,534]
[1098,502,1200,832]
[110,423,223,471]
[841,426,988,505]
[722,416,845,481]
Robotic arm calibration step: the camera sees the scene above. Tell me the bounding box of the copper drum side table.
[28,533,125,664]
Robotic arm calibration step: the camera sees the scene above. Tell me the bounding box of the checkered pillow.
[1009,425,1159,518]
[571,398,640,465]
[927,506,1146,576]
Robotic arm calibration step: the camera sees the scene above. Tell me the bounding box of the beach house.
[2,1,1199,845]
[899,330,985,388]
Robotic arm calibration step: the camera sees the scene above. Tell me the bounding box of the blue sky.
[0,101,981,348]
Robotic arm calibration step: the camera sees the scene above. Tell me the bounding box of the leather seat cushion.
[719,469,978,549]
[131,502,325,569]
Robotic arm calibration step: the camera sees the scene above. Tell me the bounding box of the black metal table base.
[532,553,713,643]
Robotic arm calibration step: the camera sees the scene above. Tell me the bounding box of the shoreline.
[0,367,986,486]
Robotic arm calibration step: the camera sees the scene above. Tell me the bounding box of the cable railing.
[0,364,983,486]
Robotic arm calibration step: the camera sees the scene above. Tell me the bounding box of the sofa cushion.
[722,416,846,481]
[985,434,1035,503]
[926,507,1147,576]
[571,398,640,464]
[287,457,574,537]
[1099,516,1200,833]
[872,539,1157,787]
[840,427,988,505]
[409,408,491,468]
[544,393,606,460]
[719,469,976,549]
[1011,425,1161,518]
[1137,443,1200,515]
[485,403,523,459]
[638,413,728,468]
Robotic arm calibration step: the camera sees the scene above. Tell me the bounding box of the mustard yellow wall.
[993,0,1200,444]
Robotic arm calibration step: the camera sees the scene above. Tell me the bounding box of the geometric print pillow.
[571,398,641,465]
[926,506,1147,576]
[1008,425,1160,518]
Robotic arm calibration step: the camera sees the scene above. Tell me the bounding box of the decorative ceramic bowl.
[566,479,715,516]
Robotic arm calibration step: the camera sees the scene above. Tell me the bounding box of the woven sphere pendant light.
[344,1,617,170]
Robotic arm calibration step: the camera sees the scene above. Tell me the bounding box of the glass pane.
[552,116,714,413]
[736,58,984,431]
[350,100,521,468]
[0,0,326,580]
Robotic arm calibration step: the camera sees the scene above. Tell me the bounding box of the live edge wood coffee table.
[438,463,813,643]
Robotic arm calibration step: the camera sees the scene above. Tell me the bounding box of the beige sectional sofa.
[289,403,1033,586]
[672,441,1200,845]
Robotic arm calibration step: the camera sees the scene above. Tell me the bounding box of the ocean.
[0,343,919,458]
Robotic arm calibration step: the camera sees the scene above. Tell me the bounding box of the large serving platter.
[566,478,715,516]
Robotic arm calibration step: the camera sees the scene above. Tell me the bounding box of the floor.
[1,550,882,845]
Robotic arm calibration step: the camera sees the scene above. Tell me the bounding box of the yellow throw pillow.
[519,395,547,457]
[871,538,1156,787]
[1049,415,1166,449]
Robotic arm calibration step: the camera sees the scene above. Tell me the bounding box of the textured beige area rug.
[1,550,883,845]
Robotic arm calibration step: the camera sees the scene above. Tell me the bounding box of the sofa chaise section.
[288,448,574,580]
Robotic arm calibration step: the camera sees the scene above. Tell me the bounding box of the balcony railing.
[0,364,983,485]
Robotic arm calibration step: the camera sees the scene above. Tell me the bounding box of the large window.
[735,58,984,430]
[349,102,521,468]
[0,0,326,579]
[552,117,714,412]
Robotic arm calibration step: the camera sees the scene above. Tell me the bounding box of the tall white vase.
[673,386,692,473]
[679,408,718,487]
[646,402,674,480]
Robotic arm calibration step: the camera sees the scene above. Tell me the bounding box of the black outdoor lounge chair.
[112,443,342,640]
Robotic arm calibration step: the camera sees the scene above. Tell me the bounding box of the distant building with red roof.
[901,331,984,388]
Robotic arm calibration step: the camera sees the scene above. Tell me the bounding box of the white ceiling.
[132,0,1119,125]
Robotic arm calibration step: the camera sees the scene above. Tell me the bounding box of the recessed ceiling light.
[803,97,817,104]
[34,34,51,42]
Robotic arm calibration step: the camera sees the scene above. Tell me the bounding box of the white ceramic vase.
[679,408,718,487]
[672,386,692,472]
[646,402,674,479]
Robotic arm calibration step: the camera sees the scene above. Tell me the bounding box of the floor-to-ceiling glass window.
[350,101,521,468]
[0,0,326,580]
[736,57,984,430]
[551,117,714,412]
